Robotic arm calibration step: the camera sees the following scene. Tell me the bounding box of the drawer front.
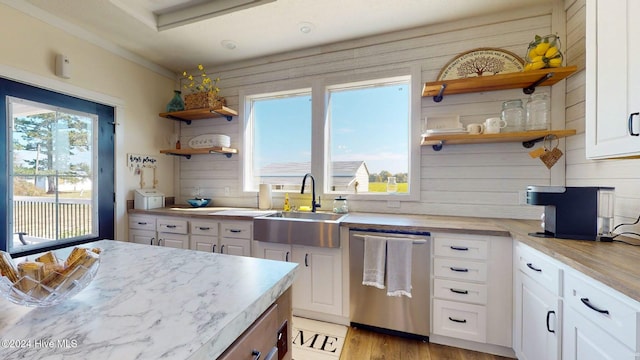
[434,235,489,260]
[221,221,252,239]
[129,215,156,231]
[433,299,487,343]
[218,304,278,360]
[433,258,487,282]
[565,270,640,350]
[191,220,219,236]
[433,278,487,305]
[516,242,563,295]
[157,218,189,234]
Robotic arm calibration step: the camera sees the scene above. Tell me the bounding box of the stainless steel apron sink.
[253,211,347,248]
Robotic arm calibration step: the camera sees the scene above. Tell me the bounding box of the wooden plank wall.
[176,6,560,219]
[565,0,640,231]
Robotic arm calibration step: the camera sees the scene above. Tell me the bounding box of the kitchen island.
[0,240,297,360]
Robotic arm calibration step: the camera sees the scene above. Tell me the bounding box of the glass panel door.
[9,97,97,252]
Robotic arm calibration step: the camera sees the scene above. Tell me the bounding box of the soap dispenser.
[283,193,291,211]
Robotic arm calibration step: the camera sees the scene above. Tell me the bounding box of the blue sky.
[253,83,409,175]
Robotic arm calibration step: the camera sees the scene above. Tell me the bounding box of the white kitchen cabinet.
[585,0,640,159]
[128,214,156,245]
[291,245,342,316]
[253,241,291,262]
[513,242,562,360]
[219,221,252,257]
[190,219,219,252]
[430,233,512,350]
[562,268,640,360]
[157,217,189,249]
[253,241,342,317]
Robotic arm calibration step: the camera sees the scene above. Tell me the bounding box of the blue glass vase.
[166,90,185,112]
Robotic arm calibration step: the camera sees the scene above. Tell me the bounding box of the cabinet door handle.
[285,251,290,262]
[264,347,278,360]
[629,112,640,136]
[580,297,610,315]
[166,225,177,229]
[450,288,469,295]
[251,350,261,360]
[526,263,542,272]
[212,244,216,253]
[220,245,225,254]
[546,310,556,333]
[448,317,467,323]
[450,246,469,251]
[449,267,469,272]
[150,237,155,246]
[158,238,163,246]
[198,227,210,231]
[305,254,309,267]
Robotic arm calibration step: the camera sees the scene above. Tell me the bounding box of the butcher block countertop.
[344,212,640,303]
[129,207,640,303]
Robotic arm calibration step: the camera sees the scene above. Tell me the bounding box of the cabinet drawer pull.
[264,347,278,360]
[450,288,469,295]
[166,225,177,229]
[138,222,147,225]
[628,112,640,136]
[526,263,542,272]
[450,246,469,251]
[229,229,242,233]
[580,297,610,315]
[449,267,469,272]
[448,317,467,323]
[251,350,261,360]
[546,310,556,333]
[198,226,210,231]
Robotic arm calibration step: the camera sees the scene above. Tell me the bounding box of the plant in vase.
[181,64,225,110]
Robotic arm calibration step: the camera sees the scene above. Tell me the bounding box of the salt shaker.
[501,99,525,132]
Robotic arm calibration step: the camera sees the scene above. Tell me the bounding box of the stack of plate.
[188,134,231,148]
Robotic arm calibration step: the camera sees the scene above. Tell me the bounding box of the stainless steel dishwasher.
[349,228,430,340]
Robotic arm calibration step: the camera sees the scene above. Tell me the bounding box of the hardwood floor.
[340,327,514,360]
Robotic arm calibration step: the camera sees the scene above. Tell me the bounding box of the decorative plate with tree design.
[437,48,525,81]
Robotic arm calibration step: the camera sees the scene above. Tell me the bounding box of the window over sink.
[241,66,420,200]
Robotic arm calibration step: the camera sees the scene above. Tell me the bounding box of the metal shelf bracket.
[164,115,192,125]
[433,84,447,103]
[523,72,555,95]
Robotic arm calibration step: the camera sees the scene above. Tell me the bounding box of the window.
[244,89,312,191]
[1,78,114,257]
[242,68,419,200]
[326,77,410,194]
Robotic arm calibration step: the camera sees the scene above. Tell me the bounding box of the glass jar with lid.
[526,93,550,130]
[501,99,525,132]
[333,196,348,214]
[386,177,398,193]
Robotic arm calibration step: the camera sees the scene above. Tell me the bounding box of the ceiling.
[21,0,548,74]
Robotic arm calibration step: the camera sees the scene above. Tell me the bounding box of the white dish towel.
[386,238,413,298]
[362,235,387,289]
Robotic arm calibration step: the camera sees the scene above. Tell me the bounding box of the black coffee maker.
[526,186,615,240]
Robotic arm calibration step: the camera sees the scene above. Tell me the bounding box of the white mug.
[484,117,507,134]
[467,123,484,134]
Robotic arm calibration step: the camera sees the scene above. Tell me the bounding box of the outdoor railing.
[13,198,93,240]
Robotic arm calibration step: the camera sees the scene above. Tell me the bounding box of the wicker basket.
[184,92,226,110]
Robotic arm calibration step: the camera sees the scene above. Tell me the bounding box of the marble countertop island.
[0,240,297,360]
